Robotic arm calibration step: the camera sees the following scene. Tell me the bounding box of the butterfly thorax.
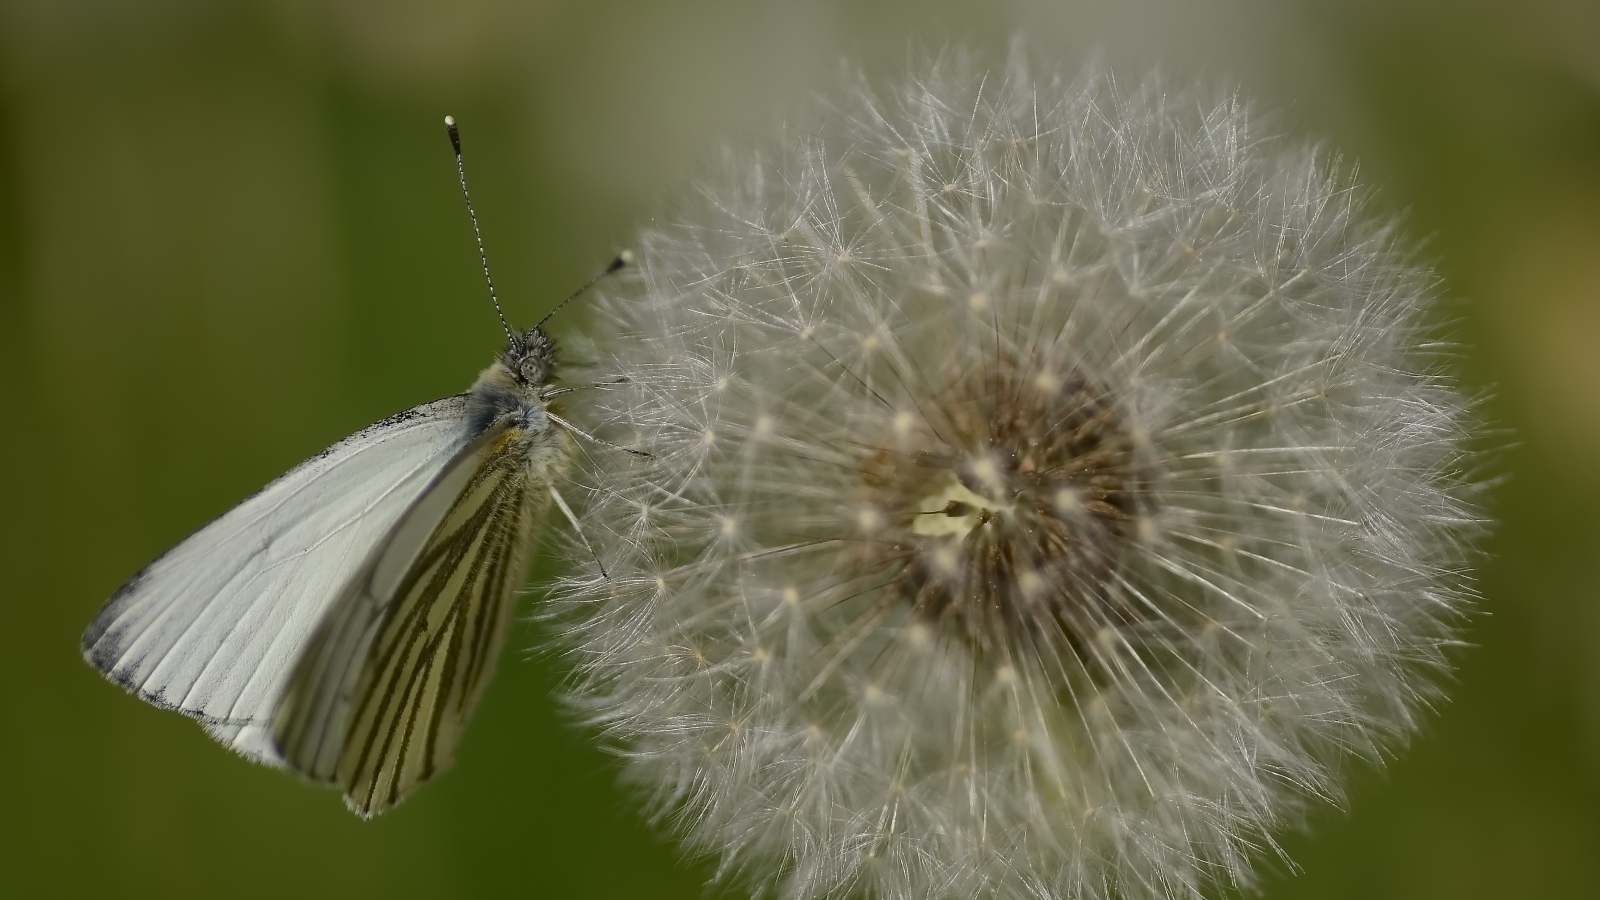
[465,326,563,448]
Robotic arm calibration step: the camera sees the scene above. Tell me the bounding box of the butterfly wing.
[82,397,476,764]
[274,423,560,817]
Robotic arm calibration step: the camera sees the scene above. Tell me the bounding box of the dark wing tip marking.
[82,629,119,670]
[81,573,196,709]
[80,564,153,664]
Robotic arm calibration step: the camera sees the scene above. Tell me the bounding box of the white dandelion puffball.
[554,54,1482,900]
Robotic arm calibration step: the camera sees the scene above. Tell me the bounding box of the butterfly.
[81,117,623,818]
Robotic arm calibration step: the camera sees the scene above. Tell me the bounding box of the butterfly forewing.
[274,424,553,817]
[81,397,476,764]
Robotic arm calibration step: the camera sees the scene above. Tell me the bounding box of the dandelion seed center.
[853,370,1150,661]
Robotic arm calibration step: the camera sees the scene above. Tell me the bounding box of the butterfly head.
[504,327,558,390]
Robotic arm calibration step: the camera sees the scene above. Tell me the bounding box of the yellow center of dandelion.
[911,479,1009,539]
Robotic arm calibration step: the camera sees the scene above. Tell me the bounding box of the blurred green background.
[2,1,1596,897]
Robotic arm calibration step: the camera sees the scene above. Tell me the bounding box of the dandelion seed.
[556,51,1483,900]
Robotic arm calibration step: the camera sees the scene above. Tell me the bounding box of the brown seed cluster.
[851,364,1150,663]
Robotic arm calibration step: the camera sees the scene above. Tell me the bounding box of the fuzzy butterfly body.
[83,328,571,817]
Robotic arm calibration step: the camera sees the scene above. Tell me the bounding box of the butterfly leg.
[546,411,652,458]
[549,485,608,580]
[542,377,630,398]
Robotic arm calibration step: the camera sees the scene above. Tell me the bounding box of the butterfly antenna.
[535,249,633,330]
[445,115,514,343]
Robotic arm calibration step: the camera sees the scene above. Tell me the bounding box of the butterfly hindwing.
[274,424,556,817]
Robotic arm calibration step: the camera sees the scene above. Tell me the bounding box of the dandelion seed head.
[555,49,1483,900]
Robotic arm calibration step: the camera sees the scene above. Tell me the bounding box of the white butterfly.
[82,117,619,818]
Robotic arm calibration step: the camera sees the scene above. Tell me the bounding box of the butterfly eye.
[515,329,557,386]
[520,353,550,386]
